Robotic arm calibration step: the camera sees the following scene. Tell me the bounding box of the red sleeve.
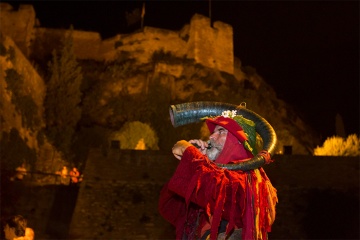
[158,182,186,231]
[166,146,247,233]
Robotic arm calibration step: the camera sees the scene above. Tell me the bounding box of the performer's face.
[207,125,228,161]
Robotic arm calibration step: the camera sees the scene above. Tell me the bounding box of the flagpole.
[209,0,212,24]
[141,2,145,30]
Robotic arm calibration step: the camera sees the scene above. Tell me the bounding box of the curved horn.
[169,101,277,171]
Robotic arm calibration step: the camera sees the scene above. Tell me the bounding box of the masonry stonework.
[1,3,234,74]
[1,149,358,239]
[70,151,360,239]
[187,14,234,74]
[0,34,45,150]
[0,3,36,57]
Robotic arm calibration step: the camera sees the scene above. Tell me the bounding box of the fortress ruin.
[0,3,234,74]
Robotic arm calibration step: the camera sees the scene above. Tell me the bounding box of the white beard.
[206,145,222,161]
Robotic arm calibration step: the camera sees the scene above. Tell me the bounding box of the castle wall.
[213,21,234,74]
[2,150,358,239]
[0,35,45,149]
[33,28,103,61]
[72,30,102,60]
[2,3,234,74]
[106,27,188,63]
[0,3,36,57]
[31,28,62,60]
[67,150,358,239]
[187,14,234,74]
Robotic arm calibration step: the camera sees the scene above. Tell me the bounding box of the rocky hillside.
[0,27,320,176]
[77,50,320,154]
[0,34,68,177]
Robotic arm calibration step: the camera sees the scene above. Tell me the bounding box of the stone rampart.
[0,34,45,150]
[68,150,359,239]
[1,150,358,239]
[2,3,234,74]
[72,30,103,60]
[212,21,234,74]
[187,14,234,74]
[105,26,188,64]
[33,28,103,61]
[0,3,36,56]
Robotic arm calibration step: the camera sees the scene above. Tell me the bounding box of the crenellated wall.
[0,2,320,156]
[1,3,234,74]
[0,3,36,57]
[106,26,188,64]
[3,150,357,239]
[32,28,103,61]
[187,14,234,74]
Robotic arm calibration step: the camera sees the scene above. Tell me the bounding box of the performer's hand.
[189,139,209,155]
[172,140,192,160]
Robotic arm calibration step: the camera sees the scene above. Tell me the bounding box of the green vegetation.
[44,26,83,157]
[151,49,189,65]
[0,42,6,56]
[114,40,123,48]
[0,128,37,172]
[314,134,359,156]
[113,121,159,150]
[4,69,39,130]
[7,46,16,63]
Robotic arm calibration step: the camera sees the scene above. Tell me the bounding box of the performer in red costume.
[159,109,278,240]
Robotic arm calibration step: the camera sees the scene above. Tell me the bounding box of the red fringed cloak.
[159,116,277,239]
[159,146,277,240]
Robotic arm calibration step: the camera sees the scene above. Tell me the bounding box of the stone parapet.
[0,3,36,57]
[187,14,234,74]
[2,3,234,74]
[1,150,358,239]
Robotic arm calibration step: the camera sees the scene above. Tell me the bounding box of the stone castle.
[0,2,322,156]
[0,2,234,74]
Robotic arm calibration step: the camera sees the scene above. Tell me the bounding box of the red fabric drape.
[158,146,277,240]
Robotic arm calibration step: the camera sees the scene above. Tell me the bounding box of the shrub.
[4,69,39,130]
[112,121,159,150]
[314,134,360,156]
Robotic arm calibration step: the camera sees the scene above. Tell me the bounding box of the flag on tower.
[141,2,145,18]
[141,2,145,29]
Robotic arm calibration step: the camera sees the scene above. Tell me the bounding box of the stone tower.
[0,3,36,57]
[187,14,234,74]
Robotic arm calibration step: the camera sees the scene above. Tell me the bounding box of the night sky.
[8,1,359,140]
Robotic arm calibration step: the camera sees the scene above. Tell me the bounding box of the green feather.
[233,115,258,155]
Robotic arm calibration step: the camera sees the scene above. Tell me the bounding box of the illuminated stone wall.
[0,31,66,178]
[68,150,359,239]
[32,28,103,61]
[1,3,233,74]
[187,14,234,74]
[0,3,36,57]
[106,26,188,64]
[1,151,358,239]
[0,34,45,149]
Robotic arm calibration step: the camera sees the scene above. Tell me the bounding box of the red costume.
[70,168,80,184]
[159,116,278,240]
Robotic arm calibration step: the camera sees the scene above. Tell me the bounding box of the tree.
[111,121,159,150]
[44,26,83,156]
[314,134,359,156]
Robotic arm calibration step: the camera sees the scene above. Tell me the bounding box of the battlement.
[1,3,234,74]
[0,3,36,56]
[187,14,234,74]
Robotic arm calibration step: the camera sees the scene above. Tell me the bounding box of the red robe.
[159,146,277,240]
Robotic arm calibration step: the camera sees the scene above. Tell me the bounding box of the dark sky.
[9,1,359,139]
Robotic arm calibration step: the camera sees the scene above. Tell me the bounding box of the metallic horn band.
[169,101,277,171]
